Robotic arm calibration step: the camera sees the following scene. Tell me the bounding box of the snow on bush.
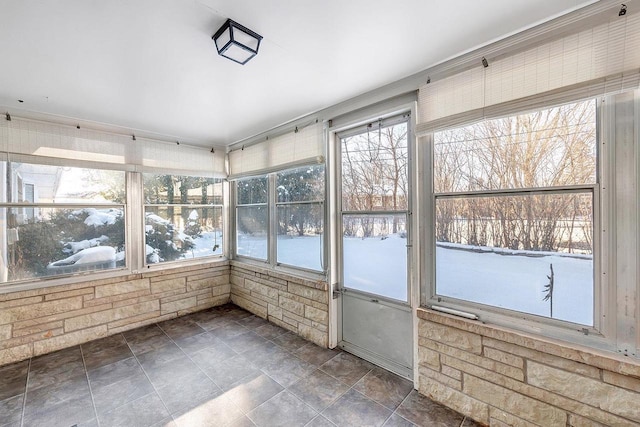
[63,235,109,254]
[48,246,116,267]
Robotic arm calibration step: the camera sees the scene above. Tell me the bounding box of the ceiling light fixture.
[212,19,263,65]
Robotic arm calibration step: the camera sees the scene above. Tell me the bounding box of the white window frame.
[232,164,327,277]
[423,95,627,353]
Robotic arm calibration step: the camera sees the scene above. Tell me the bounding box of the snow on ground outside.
[236,233,593,325]
[49,246,116,266]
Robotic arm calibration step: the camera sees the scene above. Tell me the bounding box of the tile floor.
[0,304,481,427]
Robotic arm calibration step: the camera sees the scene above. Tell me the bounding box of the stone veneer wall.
[230,261,329,348]
[0,261,230,366]
[417,308,640,426]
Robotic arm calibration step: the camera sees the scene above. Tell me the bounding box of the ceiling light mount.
[212,19,263,65]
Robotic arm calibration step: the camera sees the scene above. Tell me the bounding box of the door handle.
[371,299,379,303]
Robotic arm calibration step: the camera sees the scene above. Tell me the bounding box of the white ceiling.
[0,0,596,148]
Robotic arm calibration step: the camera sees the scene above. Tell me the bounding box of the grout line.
[79,344,101,427]
[19,357,32,427]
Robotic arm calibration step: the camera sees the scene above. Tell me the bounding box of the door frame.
[327,95,419,381]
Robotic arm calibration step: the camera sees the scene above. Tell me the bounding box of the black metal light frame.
[212,19,263,65]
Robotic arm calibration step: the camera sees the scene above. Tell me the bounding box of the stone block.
[0,343,33,366]
[418,376,489,424]
[0,324,11,340]
[602,370,640,393]
[0,297,84,324]
[483,337,600,379]
[268,303,283,320]
[418,346,441,370]
[298,323,327,348]
[279,296,304,317]
[304,305,328,324]
[161,296,197,315]
[569,414,609,427]
[527,361,640,423]
[419,320,481,355]
[84,289,151,308]
[12,321,63,338]
[232,295,268,318]
[95,278,149,299]
[0,296,45,310]
[151,278,186,294]
[287,283,327,303]
[33,325,109,356]
[65,300,160,332]
[463,374,566,426]
[246,279,279,300]
[419,365,461,390]
[483,346,524,369]
[441,365,462,381]
[12,302,113,330]
[489,408,538,427]
[44,288,94,301]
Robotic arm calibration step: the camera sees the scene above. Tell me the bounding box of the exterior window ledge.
[417,307,640,378]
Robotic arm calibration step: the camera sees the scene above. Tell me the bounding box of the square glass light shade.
[213,19,263,65]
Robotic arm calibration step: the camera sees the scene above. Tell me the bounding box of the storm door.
[337,113,413,378]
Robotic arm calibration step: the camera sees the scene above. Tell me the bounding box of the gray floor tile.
[155,370,222,414]
[143,356,204,389]
[353,367,413,410]
[158,317,206,340]
[253,322,287,340]
[209,321,251,340]
[87,356,144,389]
[28,346,86,391]
[124,324,172,355]
[238,314,269,329]
[248,391,317,427]
[305,415,337,427]
[224,331,269,354]
[383,413,417,427]
[24,373,90,415]
[228,415,257,427]
[322,389,392,427]
[22,394,96,427]
[0,394,23,426]
[174,331,222,354]
[0,360,29,401]
[271,331,309,352]
[136,342,185,370]
[225,373,284,413]
[394,390,464,427]
[319,352,374,387]
[261,353,316,388]
[295,343,341,366]
[172,394,244,427]
[190,341,237,368]
[289,369,350,412]
[200,354,262,390]
[98,392,170,427]
[82,334,133,371]
[90,372,155,414]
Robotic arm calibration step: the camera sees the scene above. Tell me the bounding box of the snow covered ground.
[236,233,593,325]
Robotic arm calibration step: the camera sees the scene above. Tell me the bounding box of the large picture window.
[433,99,597,325]
[143,174,223,264]
[1,162,126,282]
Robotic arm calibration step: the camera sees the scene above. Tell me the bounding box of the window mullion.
[127,171,144,273]
[269,174,277,267]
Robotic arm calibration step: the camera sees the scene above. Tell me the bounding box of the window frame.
[232,164,327,276]
[424,97,610,349]
[141,173,225,268]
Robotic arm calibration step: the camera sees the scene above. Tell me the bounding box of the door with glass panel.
[338,114,413,378]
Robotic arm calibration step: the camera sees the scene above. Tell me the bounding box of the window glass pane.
[236,205,268,260]
[435,193,594,325]
[341,122,408,211]
[1,163,126,283]
[4,206,125,282]
[9,163,125,204]
[277,203,323,271]
[143,174,222,205]
[276,165,324,202]
[145,206,223,264]
[237,176,268,205]
[343,214,407,301]
[434,100,597,193]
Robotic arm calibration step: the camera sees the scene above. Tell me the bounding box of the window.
[143,174,223,264]
[340,116,410,301]
[236,176,268,260]
[432,99,597,326]
[1,162,126,282]
[234,165,325,272]
[276,165,324,271]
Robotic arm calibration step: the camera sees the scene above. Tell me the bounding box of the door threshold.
[339,341,413,380]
